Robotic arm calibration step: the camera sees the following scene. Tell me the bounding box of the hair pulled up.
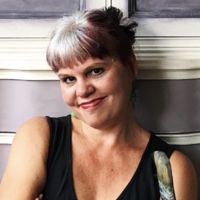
[46,6,137,72]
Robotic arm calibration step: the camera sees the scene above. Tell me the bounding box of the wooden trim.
[0,69,57,80]
[157,133,200,145]
[136,37,200,79]
[1,37,200,80]
[0,133,15,144]
[1,132,200,145]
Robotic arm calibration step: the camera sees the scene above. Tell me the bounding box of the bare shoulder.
[170,150,198,200]
[13,116,50,162]
[17,116,49,136]
[15,116,50,145]
[0,116,50,200]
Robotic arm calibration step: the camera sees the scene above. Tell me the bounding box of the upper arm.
[170,150,198,200]
[0,116,50,200]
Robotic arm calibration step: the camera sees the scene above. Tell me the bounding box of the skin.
[0,117,49,200]
[0,57,198,200]
[170,151,198,200]
[58,57,135,130]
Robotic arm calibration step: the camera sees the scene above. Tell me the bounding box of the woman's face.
[57,57,135,129]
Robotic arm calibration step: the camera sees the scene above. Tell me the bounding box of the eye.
[88,68,104,76]
[61,76,76,85]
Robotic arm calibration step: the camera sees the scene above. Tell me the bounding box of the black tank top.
[43,115,174,200]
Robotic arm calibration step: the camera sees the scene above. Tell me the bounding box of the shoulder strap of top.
[150,134,175,158]
[45,115,72,170]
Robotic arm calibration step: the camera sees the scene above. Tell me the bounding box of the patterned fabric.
[154,151,176,200]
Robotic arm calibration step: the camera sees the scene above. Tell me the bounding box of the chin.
[84,119,104,129]
[86,114,118,131]
[79,114,108,130]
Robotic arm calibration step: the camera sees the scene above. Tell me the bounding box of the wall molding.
[157,133,200,145]
[0,133,15,144]
[0,38,49,70]
[0,69,57,80]
[1,132,200,145]
[136,37,200,80]
[0,37,200,80]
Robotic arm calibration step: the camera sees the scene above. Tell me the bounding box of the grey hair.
[46,6,137,72]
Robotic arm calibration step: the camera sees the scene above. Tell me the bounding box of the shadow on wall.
[133,25,200,196]
[135,79,200,133]
[134,37,200,197]
[134,80,200,199]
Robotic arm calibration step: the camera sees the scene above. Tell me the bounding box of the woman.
[0,6,197,200]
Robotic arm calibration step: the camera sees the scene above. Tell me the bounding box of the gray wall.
[1,79,200,134]
[0,80,69,132]
[0,0,85,18]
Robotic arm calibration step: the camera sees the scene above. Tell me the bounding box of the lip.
[79,97,106,109]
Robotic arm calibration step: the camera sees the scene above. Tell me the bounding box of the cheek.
[60,84,75,106]
[107,71,132,94]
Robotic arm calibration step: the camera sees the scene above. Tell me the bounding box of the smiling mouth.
[79,97,106,109]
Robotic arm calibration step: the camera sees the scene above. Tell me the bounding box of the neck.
[73,110,140,149]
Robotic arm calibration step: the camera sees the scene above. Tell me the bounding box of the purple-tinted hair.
[46,6,137,72]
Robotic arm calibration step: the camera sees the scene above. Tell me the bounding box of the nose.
[76,79,95,97]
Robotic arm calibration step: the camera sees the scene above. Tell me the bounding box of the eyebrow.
[57,61,108,78]
[84,62,106,72]
[57,74,68,79]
